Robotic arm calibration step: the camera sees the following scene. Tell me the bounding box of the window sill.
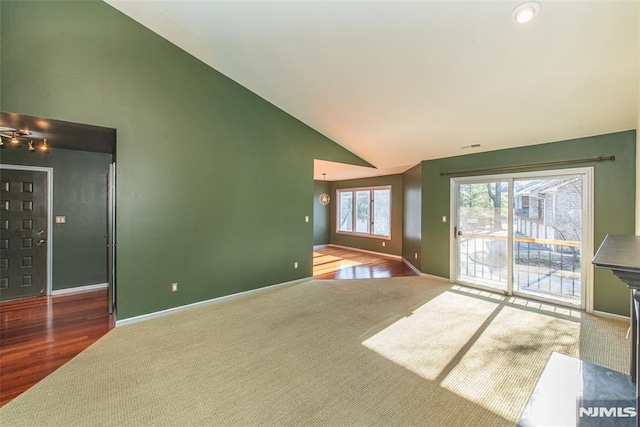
[336,231,391,241]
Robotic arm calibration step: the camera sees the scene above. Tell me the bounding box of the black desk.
[593,234,640,418]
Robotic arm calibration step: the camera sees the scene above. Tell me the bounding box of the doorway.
[0,112,116,308]
[451,167,593,310]
[0,113,117,404]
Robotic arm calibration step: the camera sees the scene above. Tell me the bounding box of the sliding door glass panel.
[339,191,353,232]
[355,190,370,233]
[513,177,582,305]
[457,181,510,291]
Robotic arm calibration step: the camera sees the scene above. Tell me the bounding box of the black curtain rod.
[439,155,615,177]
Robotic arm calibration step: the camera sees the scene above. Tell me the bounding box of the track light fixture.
[0,127,50,153]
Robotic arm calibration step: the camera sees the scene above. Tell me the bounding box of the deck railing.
[458,232,581,301]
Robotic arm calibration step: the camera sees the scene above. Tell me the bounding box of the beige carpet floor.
[0,277,629,426]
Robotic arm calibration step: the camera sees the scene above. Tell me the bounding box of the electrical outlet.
[294,261,298,269]
[382,241,386,247]
[171,282,178,292]
[442,216,447,223]
[305,216,309,223]
[414,253,418,260]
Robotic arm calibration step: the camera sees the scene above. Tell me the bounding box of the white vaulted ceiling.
[106,0,639,180]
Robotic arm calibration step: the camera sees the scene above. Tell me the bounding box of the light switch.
[55,216,66,224]
[305,216,309,223]
[442,216,447,223]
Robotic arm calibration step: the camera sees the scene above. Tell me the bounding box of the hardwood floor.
[313,246,419,280]
[0,289,113,407]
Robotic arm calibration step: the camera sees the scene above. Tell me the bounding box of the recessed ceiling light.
[511,1,541,24]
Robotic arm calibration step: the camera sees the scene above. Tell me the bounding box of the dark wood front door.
[0,168,48,301]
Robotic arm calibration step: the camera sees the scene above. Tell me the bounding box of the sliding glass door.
[452,168,592,308]
[512,177,583,304]
[456,180,510,293]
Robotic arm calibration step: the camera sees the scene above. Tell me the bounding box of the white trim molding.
[401,257,421,275]
[399,258,452,282]
[116,277,312,327]
[52,282,108,296]
[420,272,450,282]
[592,310,630,322]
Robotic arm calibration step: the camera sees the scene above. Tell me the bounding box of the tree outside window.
[337,186,391,239]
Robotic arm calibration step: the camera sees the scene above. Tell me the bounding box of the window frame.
[336,185,392,240]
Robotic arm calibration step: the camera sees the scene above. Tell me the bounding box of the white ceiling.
[107,0,639,181]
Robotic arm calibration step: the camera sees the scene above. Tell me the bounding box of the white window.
[337,186,391,239]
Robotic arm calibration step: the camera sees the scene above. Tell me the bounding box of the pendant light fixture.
[319,173,331,205]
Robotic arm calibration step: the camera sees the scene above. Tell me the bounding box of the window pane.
[338,191,353,232]
[373,189,390,236]
[355,191,370,233]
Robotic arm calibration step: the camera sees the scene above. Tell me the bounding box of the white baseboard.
[592,310,630,322]
[52,282,108,296]
[401,258,450,283]
[115,277,312,327]
[328,244,402,260]
[313,244,330,250]
[420,272,450,282]
[401,258,422,275]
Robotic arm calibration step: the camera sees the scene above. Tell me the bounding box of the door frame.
[0,164,54,296]
[107,162,116,314]
[449,166,594,312]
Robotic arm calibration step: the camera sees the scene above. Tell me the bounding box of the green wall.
[330,174,404,257]
[0,0,369,319]
[402,164,422,271]
[313,181,331,246]
[421,131,636,316]
[1,148,112,290]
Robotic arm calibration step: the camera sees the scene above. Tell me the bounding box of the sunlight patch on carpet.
[360,288,603,422]
[440,305,580,421]
[362,291,499,380]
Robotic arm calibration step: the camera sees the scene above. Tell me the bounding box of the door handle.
[37,239,46,246]
[454,226,462,240]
